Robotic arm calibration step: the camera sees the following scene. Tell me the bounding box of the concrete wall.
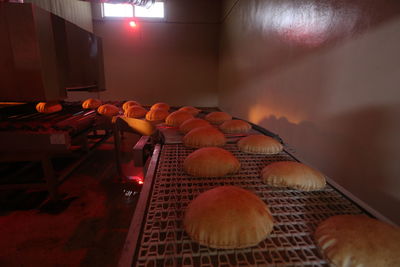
[25,0,93,32]
[82,0,220,106]
[219,0,400,224]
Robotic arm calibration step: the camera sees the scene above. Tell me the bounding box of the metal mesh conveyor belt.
[131,143,365,266]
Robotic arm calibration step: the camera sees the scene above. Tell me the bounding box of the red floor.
[0,133,141,266]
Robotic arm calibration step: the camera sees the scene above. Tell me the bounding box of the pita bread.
[315,215,400,267]
[184,186,274,249]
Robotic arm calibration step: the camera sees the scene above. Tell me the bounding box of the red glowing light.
[129,21,137,28]
[128,176,144,185]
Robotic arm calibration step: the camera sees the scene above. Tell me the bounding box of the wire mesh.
[134,144,364,266]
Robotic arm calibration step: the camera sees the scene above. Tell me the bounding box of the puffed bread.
[183,147,240,177]
[97,104,120,117]
[315,215,400,267]
[145,108,169,122]
[82,98,102,109]
[178,106,201,116]
[150,102,170,111]
[261,161,326,191]
[183,126,226,148]
[219,119,251,134]
[165,110,194,127]
[204,111,232,125]
[238,135,283,154]
[184,186,274,249]
[179,118,211,134]
[122,100,140,111]
[36,102,62,114]
[124,105,147,118]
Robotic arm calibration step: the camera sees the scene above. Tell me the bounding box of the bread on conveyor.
[36,102,62,114]
[97,104,120,117]
[122,100,140,111]
[204,111,232,125]
[82,98,102,109]
[150,102,170,111]
[184,186,274,249]
[165,110,194,127]
[124,105,147,118]
[261,161,326,191]
[237,134,283,154]
[183,126,226,148]
[145,108,169,122]
[315,215,400,267]
[219,119,251,134]
[183,147,240,177]
[178,106,201,116]
[179,118,211,134]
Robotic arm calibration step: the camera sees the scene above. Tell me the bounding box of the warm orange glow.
[248,104,304,125]
[129,21,137,28]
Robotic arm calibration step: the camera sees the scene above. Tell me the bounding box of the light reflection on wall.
[248,104,303,125]
[257,1,360,47]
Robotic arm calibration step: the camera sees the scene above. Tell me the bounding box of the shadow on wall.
[257,104,400,224]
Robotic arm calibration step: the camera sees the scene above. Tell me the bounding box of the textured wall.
[219,0,400,224]
[25,0,93,32]
[85,0,220,106]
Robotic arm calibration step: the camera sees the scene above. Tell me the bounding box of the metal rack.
[121,139,366,266]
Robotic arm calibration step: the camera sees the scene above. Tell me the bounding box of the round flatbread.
[184,186,274,249]
[261,161,326,191]
[165,110,194,127]
[315,215,400,267]
[150,102,170,111]
[82,98,102,109]
[145,108,169,122]
[219,119,251,134]
[97,104,120,117]
[183,147,240,177]
[178,106,201,116]
[124,105,147,118]
[122,100,140,111]
[36,102,62,114]
[179,118,211,134]
[183,126,226,148]
[204,111,232,125]
[238,135,283,154]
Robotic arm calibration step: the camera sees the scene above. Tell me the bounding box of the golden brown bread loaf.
[183,147,240,177]
[183,126,226,148]
[97,104,120,117]
[315,215,400,267]
[178,106,201,116]
[184,186,274,249]
[122,100,140,111]
[237,134,283,154]
[261,161,326,191]
[36,102,62,114]
[150,102,170,111]
[219,119,251,134]
[165,110,194,127]
[179,118,211,134]
[124,105,147,118]
[204,111,232,125]
[145,108,169,122]
[82,98,102,109]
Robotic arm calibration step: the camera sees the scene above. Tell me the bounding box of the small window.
[102,2,164,19]
[103,3,133,18]
[135,2,164,18]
